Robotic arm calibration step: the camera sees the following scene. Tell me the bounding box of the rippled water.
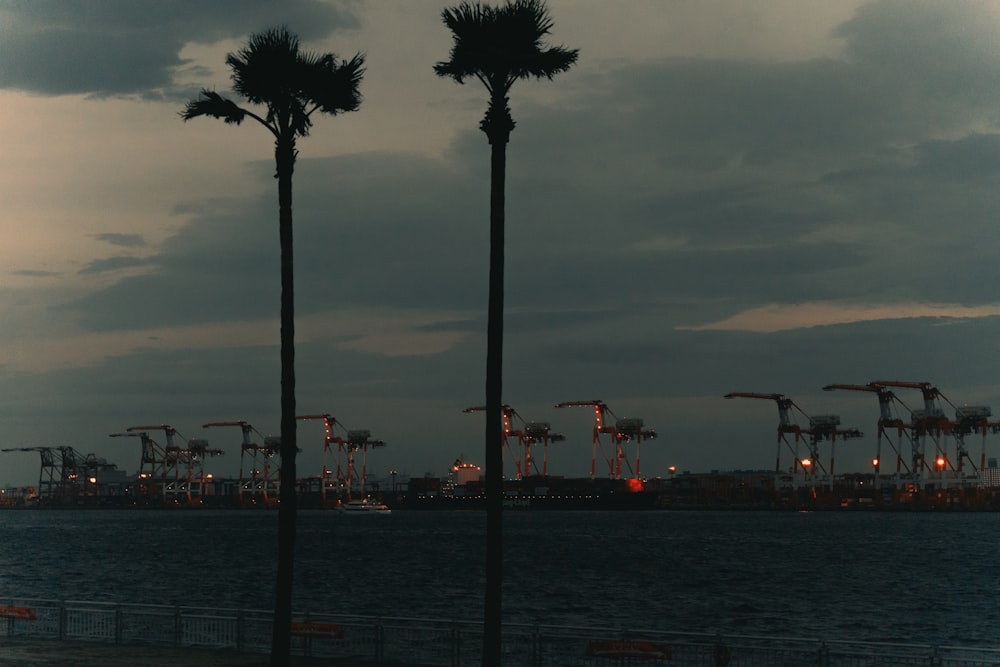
[0,509,997,645]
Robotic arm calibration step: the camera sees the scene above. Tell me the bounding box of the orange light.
[626,478,644,492]
[801,458,812,468]
[872,458,880,468]
[936,456,946,468]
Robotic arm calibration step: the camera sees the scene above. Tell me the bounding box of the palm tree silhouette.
[434,2,577,664]
[181,27,363,666]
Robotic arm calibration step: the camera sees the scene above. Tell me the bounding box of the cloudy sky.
[3,0,1000,487]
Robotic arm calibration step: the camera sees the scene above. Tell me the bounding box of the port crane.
[297,413,343,506]
[117,424,216,505]
[109,427,168,503]
[870,381,995,488]
[521,421,565,477]
[463,404,525,479]
[126,424,192,503]
[869,381,956,481]
[1,446,118,504]
[297,413,387,501]
[168,438,224,505]
[723,392,806,474]
[463,404,566,478]
[952,405,995,477]
[344,429,386,499]
[824,383,923,486]
[203,421,278,506]
[554,400,656,480]
[724,392,862,487]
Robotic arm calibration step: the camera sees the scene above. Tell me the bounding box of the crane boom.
[723,392,784,401]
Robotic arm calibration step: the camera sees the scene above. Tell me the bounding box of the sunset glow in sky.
[4,0,1000,485]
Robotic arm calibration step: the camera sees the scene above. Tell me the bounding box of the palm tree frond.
[180,90,247,125]
[310,52,366,115]
[220,27,364,137]
[228,26,302,107]
[434,0,578,91]
[518,45,578,81]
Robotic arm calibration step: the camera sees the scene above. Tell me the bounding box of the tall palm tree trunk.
[483,95,514,667]
[271,136,298,667]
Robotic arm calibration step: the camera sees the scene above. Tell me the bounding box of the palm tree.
[181,27,363,667]
[434,2,577,664]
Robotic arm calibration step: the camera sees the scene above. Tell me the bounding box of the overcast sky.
[3,0,1000,486]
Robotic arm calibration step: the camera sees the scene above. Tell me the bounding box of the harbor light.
[936,456,947,469]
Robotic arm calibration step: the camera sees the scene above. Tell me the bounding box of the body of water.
[0,509,997,646]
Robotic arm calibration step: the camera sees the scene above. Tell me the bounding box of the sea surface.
[0,509,997,646]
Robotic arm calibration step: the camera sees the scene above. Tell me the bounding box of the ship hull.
[387,476,665,511]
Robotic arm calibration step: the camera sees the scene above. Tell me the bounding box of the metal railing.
[2,598,999,666]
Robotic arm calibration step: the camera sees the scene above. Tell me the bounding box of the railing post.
[929,645,943,667]
[375,619,385,664]
[451,623,460,667]
[173,605,182,647]
[236,610,245,653]
[532,629,543,667]
[817,640,830,667]
[714,631,732,666]
[58,601,67,641]
[114,605,123,645]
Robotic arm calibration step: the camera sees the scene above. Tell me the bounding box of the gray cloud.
[0,0,361,96]
[11,269,61,278]
[78,256,147,275]
[93,233,146,248]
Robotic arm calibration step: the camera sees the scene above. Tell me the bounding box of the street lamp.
[389,470,398,494]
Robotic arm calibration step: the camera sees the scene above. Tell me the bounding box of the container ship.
[384,458,666,511]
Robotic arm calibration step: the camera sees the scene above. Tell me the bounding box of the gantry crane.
[723,392,806,474]
[463,404,525,479]
[554,400,656,480]
[805,414,863,487]
[297,413,342,506]
[167,438,224,505]
[295,414,387,502]
[824,383,922,486]
[345,429,386,499]
[2,447,63,500]
[870,381,996,489]
[0,446,116,503]
[203,420,278,506]
[521,421,565,477]
[724,392,861,487]
[109,427,168,502]
[952,405,993,480]
[128,424,191,502]
[869,381,955,481]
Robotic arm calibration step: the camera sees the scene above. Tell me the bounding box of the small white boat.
[336,498,392,514]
